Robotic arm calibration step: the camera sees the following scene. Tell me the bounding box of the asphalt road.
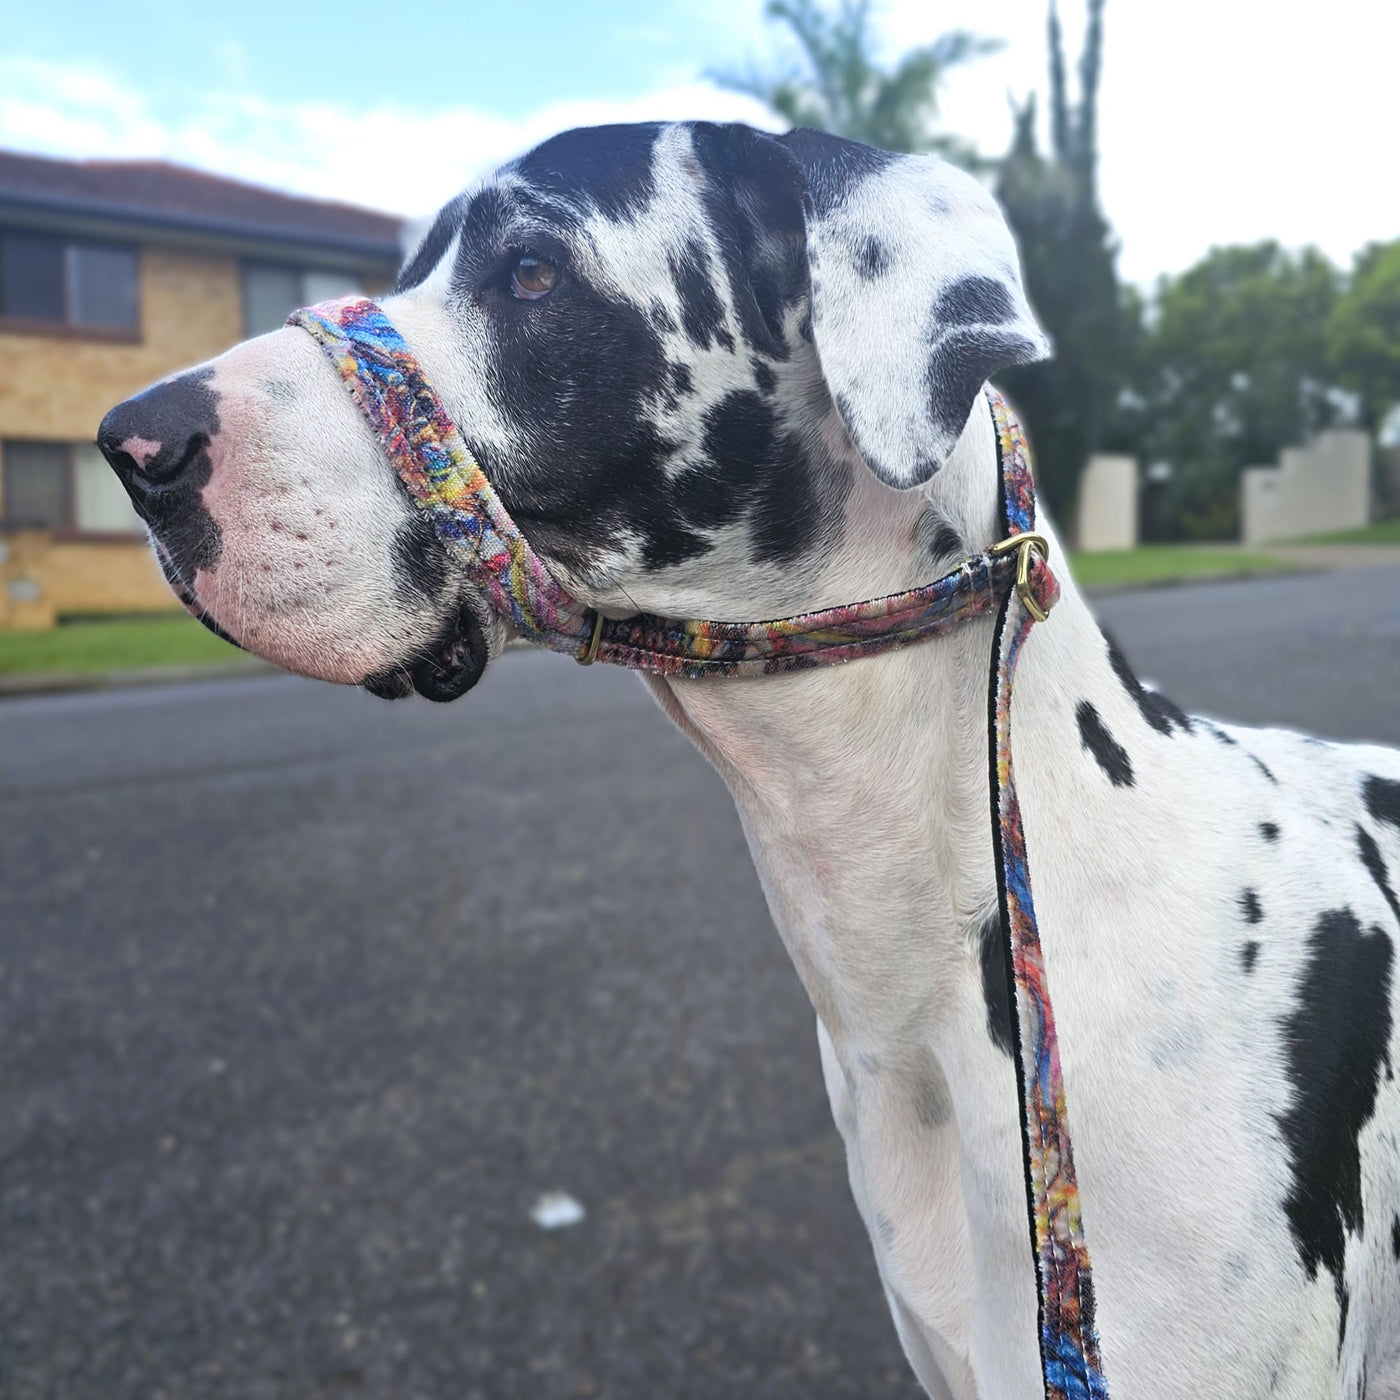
[2,565,1398,1400]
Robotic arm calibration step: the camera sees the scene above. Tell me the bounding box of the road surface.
[2,565,1398,1399]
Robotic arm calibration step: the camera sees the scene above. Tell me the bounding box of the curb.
[4,560,1373,695]
[1080,562,1318,597]
[0,641,539,699]
[0,660,279,699]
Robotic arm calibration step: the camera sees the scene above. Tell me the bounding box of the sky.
[3,0,1398,286]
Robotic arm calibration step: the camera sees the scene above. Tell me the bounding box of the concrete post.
[1076,455,1138,551]
[1239,430,1371,544]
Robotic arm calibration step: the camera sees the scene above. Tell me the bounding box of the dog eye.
[510,254,558,300]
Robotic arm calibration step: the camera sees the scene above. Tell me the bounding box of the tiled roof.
[0,149,404,259]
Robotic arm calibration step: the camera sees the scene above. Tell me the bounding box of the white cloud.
[906,0,1400,283]
[5,0,1400,288]
[0,55,777,223]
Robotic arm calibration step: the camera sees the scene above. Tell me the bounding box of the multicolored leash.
[989,401,1110,1400]
[290,295,1108,1398]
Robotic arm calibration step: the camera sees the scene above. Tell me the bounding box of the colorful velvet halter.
[289,294,1109,1399]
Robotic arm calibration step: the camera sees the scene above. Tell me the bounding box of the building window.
[0,230,139,333]
[2,442,70,527]
[1,440,143,533]
[69,244,141,329]
[242,263,362,336]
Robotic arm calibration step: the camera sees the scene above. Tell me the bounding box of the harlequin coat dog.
[97,122,1400,1398]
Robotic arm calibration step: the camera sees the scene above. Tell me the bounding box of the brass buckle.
[576,609,605,665]
[989,531,1052,623]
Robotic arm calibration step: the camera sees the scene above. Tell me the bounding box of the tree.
[719,0,1129,527]
[993,0,1132,526]
[1136,242,1342,538]
[1327,239,1400,433]
[712,0,1002,164]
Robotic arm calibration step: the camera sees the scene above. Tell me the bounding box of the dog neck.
[629,403,1125,1387]
[638,399,1054,1034]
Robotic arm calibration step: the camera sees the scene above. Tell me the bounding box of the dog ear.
[776,127,1049,490]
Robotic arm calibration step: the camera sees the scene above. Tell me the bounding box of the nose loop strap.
[288,297,596,657]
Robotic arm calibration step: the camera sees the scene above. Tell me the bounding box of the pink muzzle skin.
[288,295,1109,1400]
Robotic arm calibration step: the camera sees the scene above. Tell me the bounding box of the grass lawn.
[0,541,1319,678]
[1289,518,1400,546]
[0,613,257,676]
[1069,544,1294,590]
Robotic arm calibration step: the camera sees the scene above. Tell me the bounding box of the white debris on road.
[530,1191,586,1230]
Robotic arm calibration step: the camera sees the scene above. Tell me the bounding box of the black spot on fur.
[776,126,894,216]
[1261,821,1281,842]
[855,236,889,280]
[1242,941,1261,973]
[935,275,1015,328]
[451,200,680,572]
[1105,635,1192,736]
[1365,776,1400,831]
[976,909,1014,1058]
[687,125,809,361]
[668,361,694,397]
[670,239,728,351]
[752,359,777,395]
[391,510,452,608]
[612,387,822,571]
[514,123,661,221]
[650,300,678,334]
[1338,1282,1349,1352]
[926,324,1042,445]
[1277,907,1394,1306]
[918,510,964,564]
[1240,889,1263,924]
[1250,754,1279,784]
[1356,825,1400,927]
[97,367,222,582]
[913,1070,951,1129]
[1076,701,1134,787]
[1392,1215,1400,1260]
[699,389,820,567]
[1202,721,1239,747]
[396,194,468,291]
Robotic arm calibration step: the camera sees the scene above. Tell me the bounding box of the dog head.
[98,122,1045,700]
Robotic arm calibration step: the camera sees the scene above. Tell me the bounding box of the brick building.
[0,151,403,627]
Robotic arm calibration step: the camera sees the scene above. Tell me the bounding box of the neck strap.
[289,294,1108,1398]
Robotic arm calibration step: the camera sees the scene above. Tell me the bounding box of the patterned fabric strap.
[288,297,1059,677]
[989,402,1109,1400]
[290,295,1106,1397]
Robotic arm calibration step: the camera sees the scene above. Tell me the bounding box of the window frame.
[0,440,146,539]
[0,230,142,343]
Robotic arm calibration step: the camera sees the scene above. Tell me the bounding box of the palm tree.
[712,0,1001,163]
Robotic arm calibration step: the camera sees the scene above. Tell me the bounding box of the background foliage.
[713,0,1001,166]
[730,0,1400,538]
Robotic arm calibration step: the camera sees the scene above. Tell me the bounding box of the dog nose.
[97,372,218,499]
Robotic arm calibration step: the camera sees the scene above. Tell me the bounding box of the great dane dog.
[97,122,1400,1397]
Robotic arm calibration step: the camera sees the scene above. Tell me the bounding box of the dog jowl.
[97,121,1045,697]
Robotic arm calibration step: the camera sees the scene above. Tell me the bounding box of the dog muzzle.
[287,294,1109,1400]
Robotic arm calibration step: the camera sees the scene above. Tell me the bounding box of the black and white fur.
[98,122,1400,1398]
